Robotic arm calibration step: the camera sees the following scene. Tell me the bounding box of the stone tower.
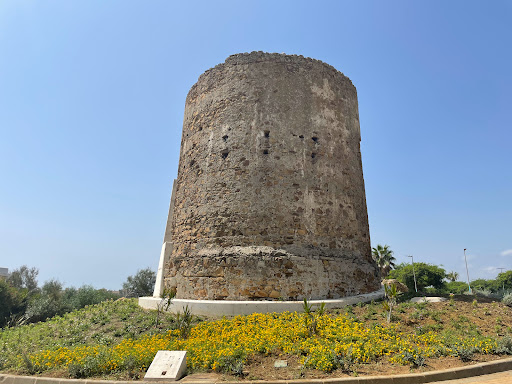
[161,52,380,301]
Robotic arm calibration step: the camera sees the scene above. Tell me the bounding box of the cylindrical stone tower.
[164,52,380,300]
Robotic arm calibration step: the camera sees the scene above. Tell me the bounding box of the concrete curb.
[1,357,512,384]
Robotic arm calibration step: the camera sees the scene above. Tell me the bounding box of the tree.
[497,271,512,291]
[122,268,156,298]
[446,281,469,294]
[446,271,459,282]
[7,265,39,291]
[388,262,446,292]
[470,278,496,292]
[371,244,396,278]
[63,285,119,310]
[0,280,28,327]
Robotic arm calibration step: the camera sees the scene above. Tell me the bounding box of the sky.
[0,1,511,290]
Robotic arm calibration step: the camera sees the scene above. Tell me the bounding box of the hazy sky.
[1,1,511,290]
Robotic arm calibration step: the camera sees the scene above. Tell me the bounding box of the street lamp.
[407,255,418,292]
[464,248,471,293]
[498,268,505,292]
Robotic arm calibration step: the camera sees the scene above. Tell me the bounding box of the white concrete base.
[152,242,173,298]
[139,288,384,316]
[410,296,447,303]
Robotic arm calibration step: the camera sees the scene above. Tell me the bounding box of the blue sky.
[1,1,510,290]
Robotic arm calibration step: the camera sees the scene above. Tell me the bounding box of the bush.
[25,295,64,323]
[502,293,512,307]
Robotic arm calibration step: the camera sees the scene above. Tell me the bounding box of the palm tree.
[447,271,459,282]
[371,244,396,278]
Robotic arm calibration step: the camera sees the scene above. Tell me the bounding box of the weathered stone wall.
[164,52,380,300]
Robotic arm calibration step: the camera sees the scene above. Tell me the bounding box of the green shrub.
[0,280,28,328]
[455,346,475,362]
[502,293,512,307]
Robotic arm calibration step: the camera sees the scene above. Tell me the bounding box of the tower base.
[138,287,384,317]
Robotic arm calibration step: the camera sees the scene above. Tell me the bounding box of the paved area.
[438,370,512,383]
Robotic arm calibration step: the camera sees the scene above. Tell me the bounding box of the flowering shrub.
[17,311,501,376]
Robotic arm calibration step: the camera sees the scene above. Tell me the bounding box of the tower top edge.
[196,51,354,87]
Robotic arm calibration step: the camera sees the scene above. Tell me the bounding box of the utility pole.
[498,268,505,291]
[407,255,418,292]
[464,248,471,293]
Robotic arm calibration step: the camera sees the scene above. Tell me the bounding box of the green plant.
[446,271,459,282]
[389,262,446,292]
[502,293,512,307]
[302,298,325,336]
[371,244,396,278]
[455,346,474,362]
[156,288,175,327]
[333,348,355,373]
[493,336,512,354]
[382,283,397,323]
[397,349,425,367]
[22,353,38,375]
[175,305,193,339]
[214,352,246,377]
[7,265,39,291]
[121,268,156,298]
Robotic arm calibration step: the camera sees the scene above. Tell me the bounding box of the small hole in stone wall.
[263,149,269,155]
[222,135,228,142]
[311,152,316,159]
[264,130,270,138]
[299,135,304,139]
[312,136,318,143]
[221,150,229,159]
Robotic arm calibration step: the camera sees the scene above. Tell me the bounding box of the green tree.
[0,280,28,327]
[497,271,512,291]
[7,265,39,291]
[371,244,396,278]
[24,280,66,323]
[63,285,119,310]
[446,271,459,282]
[446,281,469,294]
[388,262,446,292]
[470,278,496,292]
[122,268,156,298]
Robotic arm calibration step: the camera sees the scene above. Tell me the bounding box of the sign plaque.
[144,350,187,381]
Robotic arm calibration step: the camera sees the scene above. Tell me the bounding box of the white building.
[0,267,9,280]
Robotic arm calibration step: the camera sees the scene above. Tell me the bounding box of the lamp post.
[407,255,418,292]
[464,248,471,293]
[498,268,505,292]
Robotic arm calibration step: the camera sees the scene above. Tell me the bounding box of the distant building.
[0,267,9,280]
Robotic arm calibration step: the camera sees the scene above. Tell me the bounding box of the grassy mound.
[1,296,512,380]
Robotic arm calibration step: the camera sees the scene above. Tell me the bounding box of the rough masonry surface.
[163,52,380,300]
